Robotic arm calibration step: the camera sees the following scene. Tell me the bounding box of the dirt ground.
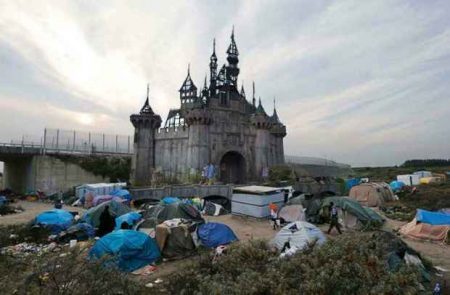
[1,201,449,287]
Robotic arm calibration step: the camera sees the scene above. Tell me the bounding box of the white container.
[232,186,284,218]
[397,174,420,186]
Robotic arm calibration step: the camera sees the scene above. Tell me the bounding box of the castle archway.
[219,151,246,184]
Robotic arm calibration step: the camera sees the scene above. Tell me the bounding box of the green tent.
[81,200,132,228]
[156,223,197,259]
[320,197,384,227]
[140,202,204,229]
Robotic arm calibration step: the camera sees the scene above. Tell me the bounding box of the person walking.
[206,163,215,185]
[269,203,279,230]
[327,202,342,235]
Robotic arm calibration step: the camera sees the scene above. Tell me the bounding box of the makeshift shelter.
[419,177,442,184]
[320,197,384,229]
[400,210,450,243]
[110,189,132,203]
[89,230,160,272]
[76,183,126,200]
[92,194,125,207]
[345,178,361,190]
[197,222,238,248]
[397,174,420,186]
[203,196,231,211]
[81,200,132,228]
[57,223,95,242]
[115,212,142,230]
[413,171,432,178]
[270,221,326,255]
[278,205,306,223]
[161,197,180,205]
[349,183,395,207]
[140,202,204,229]
[155,219,196,259]
[390,181,405,193]
[34,209,74,234]
[203,201,226,216]
[232,186,284,218]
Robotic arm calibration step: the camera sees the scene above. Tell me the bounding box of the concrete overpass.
[0,128,132,194]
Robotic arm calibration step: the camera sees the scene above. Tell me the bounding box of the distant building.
[130,29,286,185]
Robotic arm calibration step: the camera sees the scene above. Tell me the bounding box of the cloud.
[0,0,449,167]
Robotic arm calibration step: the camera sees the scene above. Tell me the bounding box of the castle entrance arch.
[219,151,246,184]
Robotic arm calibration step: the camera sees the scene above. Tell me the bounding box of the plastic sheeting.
[278,205,306,223]
[89,230,160,272]
[35,209,74,234]
[321,197,384,224]
[115,212,142,230]
[197,222,238,248]
[416,209,450,225]
[161,197,180,205]
[400,218,450,243]
[271,221,326,251]
[81,200,132,228]
[390,181,405,192]
[110,189,132,203]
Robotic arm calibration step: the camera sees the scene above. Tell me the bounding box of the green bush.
[157,233,424,294]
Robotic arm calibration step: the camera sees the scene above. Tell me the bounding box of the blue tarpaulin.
[345,178,361,190]
[111,189,132,202]
[197,222,238,248]
[416,209,450,226]
[161,197,180,205]
[0,196,7,206]
[89,230,160,272]
[35,209,74,234]
[390,181,405,192]
[115,212,142,230]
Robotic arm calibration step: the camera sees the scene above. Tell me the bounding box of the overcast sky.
[0,0,449,167]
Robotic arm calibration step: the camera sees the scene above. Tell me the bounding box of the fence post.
[115,135,118,153]
[128,136,131,153]
[72,130,76,152]
[102,134,105,152]
[56,129,60,151]
[21,135,24,153]
[43,128,47,155]
[88,132,91,155]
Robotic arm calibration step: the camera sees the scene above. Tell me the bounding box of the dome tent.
[270,221,326,253]
[390,181,405,193]
[89,230,160,272]
[81,200,132,228]
[197,222,238,248]
[140,202,204,229]
[34,209,74,234]
[278,205,306,223]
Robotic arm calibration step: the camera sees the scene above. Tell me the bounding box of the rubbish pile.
[1,242,63,258]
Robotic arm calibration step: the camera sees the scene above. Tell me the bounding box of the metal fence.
[43,128,132,154]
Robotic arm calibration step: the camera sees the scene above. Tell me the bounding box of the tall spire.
[271,97,280,123]
[227,26,239,56]
[256,96,266,115]
[240,82,245,98]
[252,81,256,107]
[140,83,154,114]
[179,64,197,94]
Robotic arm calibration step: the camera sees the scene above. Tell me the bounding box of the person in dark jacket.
[327,202,342,234]
[97,205,115,237]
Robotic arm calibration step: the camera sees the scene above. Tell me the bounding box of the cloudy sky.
[0,0,449,167]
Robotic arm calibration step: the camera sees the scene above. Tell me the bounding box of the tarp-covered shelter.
[349,182,395,207]
[320,197,384,229]
[34,209,74,234]
[115,212,142,230]
[400,210,450,243]
[197,222,238,248]
[89,230,160,272]
[57,223,95,242]
[278,205,306,223]
[390,181,405,193]
[155,219,197,259]
[81,200,132,228]
[270,221,326,253]
[203,201,226,216]
[397,174,420,186]
[140,202,204,229]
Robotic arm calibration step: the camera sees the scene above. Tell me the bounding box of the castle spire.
[256,97,267,115]
[140,83,154,114]
[240,82,245,98]
[179,64,197,98]
[271,97,280,123]
[209,38,218,92]
[252,81,256,107]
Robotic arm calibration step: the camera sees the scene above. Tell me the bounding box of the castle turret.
[226,27,239,87]
[179,65,198,108]
[130,84,162,186]
[209,39,218,95]
[270,98,286,165]
[251,98,273,179]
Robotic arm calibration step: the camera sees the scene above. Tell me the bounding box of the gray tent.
[270,221,326,254]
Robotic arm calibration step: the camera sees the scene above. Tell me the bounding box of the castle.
[130,29,286,185]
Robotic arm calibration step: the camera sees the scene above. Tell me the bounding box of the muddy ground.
[1,201,449,287]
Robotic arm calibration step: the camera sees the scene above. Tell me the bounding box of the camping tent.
[140,202,204,229]
[197,222,238,248]
[155,219,196,258]
[349,183,395,207]
[115,212,142,230]
[321,197,384,229]
[203,201,226,216]
[270,221,326,254]
[34,209,74,234]
[400,210,450,243]
[390,181,405,193]
[419,177,442,184]
[81,200,132,228]
[278,205,306,223]
[89,229,160,272]
[57,223,95,242]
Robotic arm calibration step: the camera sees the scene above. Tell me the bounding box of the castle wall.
[155,127,189,179]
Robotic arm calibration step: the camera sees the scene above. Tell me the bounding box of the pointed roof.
[179,64,197,92]
[140,83,154,114]
[210,38,217,61]
[271,98,280,123]
[240,84,245,98]
[252,81,256,107]
[226,26,239,56]
[256,97,267,115]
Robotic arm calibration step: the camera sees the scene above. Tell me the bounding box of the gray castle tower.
[130,30,286,185]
